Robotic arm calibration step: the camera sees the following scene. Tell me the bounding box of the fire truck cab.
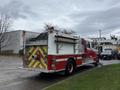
[23,29,99,75]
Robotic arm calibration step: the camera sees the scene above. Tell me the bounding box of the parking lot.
[0,56,66,90]
[0,56,119,90]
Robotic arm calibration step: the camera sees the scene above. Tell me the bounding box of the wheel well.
[67,58,76,68]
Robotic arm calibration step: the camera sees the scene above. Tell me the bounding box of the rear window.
[104,49,112,51]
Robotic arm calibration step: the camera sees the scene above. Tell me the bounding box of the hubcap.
[68,63,73,73]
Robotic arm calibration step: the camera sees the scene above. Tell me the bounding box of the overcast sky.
[0,0,120,37]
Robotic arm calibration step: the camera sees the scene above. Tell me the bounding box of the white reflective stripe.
[77,57,82,60]
[56,58,68,62]
[56,57,82,62]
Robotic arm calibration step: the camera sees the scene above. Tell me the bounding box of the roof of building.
[7,30,40,34]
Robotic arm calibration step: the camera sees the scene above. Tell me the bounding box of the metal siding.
[1,31,21,53]
[1,30,39,54]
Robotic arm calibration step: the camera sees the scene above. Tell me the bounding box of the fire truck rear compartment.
[24,32,48,70]
[26,46,48,69]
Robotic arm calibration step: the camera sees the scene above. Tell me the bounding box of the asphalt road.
[0,56,95,90]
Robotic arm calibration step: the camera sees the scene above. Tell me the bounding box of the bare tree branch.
[44,24,76,35]
[0,13,11,52]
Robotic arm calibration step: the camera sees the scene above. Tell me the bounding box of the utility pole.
[99,30,102,40]
[22,31,26,55]
[98,29,102,54]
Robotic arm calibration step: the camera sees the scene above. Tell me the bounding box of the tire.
[93,62,98,67]
[93,58,99,67]
[65,60,75,75]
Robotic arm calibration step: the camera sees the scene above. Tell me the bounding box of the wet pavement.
[0,56,94,90]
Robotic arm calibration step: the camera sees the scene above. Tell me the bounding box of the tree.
[0,13,11,52]
[44,24,55,31]
[44,24,76,35]
[110,35,118,41]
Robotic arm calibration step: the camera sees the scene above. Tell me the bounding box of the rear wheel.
[93,58,99,67]
[65,60,75,75]
[93,62,99,66]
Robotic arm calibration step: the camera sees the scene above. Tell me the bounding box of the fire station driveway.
[0,56,120,90]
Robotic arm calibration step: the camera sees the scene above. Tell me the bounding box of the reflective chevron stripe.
[38,48,44,57]
[40,58,47,68]
[29,47,34,53]
[28,47,35,57]
[39,63,43,68]
[28,60,36,68]
[27,46,48,69]
[33,61,40,68]
[28,47,38,61]
[43,47,47,53]
[37,47,47,68]
[39,48,47,68]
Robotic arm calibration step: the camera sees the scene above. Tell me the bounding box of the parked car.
[112,49,118,59]
[100,48,113,60]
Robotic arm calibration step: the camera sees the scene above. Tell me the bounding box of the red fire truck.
[23,29,99,75]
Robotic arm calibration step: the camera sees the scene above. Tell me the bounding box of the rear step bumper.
[19,67,57,73]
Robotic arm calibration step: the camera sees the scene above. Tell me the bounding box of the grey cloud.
[67,3,120,36]
[0,0,36,19]
[0,0,120,37]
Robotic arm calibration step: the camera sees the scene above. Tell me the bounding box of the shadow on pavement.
[24,65,94,82]
[1,65,95,90]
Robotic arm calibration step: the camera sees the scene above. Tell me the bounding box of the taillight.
[51,57,56,70]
